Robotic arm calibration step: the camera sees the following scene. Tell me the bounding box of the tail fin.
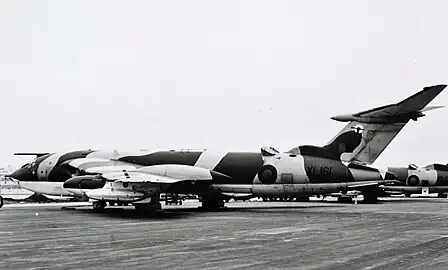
[326,85,446,165]
[327,121,407,164]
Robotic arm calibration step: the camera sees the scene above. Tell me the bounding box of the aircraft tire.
[405,192,412,198]
[362,192,378,204]
[134,202,162,214]
[295,196,310,202]
[0,196,3,209]
[200,197,225,211]
[337,196,353,203]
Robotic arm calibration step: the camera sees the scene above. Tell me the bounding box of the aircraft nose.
[7,167,38,182]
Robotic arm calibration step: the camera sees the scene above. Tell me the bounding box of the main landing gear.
[337,195,353,203]
[133,195,162,214]
[199,196,225,211]
[362,190,379,204]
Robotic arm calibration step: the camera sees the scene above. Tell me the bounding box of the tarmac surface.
[1,198,448,270]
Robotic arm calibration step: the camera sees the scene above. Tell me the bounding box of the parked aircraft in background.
[383,163,448,198]
[7,85,446,212]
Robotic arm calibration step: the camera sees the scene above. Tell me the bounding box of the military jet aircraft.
[8,84,446,212]
[382,163,448,197]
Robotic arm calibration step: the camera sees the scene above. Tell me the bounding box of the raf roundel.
[352,124,365,134]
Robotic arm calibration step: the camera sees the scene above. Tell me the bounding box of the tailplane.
[326,84,446,165]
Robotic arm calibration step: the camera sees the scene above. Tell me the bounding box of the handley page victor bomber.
[8,85,446,212]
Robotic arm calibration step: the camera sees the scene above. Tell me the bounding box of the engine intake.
[406,175,420,186]
[257,165,278,184]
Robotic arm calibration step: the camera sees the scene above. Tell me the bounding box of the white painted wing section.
[67,158,139,171]
[137,164,215,180]
[84,165,139,174]
[113,173,187,184]
[101,165,217,184]
[67,158,111,168]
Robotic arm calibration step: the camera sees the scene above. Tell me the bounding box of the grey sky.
[0,0,447,169]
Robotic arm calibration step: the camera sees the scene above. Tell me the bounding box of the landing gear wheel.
[295,196,310,202]
[438,193,448,198]
[405,192,412,198]
[0,195,3,209]
[134,202,162,214]
[200,197,225,211]
[362,192,378,204]
[338,196,353,203]
[92,200,107,211]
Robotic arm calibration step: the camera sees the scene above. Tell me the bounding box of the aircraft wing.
[354,85,446,117]
[347,179,396,190]
[99,164,230,184]
[346,181,379,189]
[102,171,211,184]
[61,157,142,173]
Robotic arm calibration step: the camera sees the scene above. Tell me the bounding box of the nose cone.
[8,166,38,182]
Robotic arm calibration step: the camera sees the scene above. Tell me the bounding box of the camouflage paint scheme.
[7,84,446,205]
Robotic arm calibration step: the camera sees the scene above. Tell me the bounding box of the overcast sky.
[1,0,447,169]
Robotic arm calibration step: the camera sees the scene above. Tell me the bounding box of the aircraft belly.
[212,183,350,196]
[19,181,73,196]
[382,185,448,193]
[253,184,349,196]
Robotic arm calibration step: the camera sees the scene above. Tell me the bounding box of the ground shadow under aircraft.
[59,203,347,220]
[57,197,448,220]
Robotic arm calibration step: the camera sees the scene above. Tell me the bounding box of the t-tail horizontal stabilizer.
[13,152,50,157]
[327,84,447,165]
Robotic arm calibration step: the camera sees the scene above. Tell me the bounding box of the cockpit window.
[21,163,30,168]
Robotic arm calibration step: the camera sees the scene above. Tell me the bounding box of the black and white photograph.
[1,1,448,269]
